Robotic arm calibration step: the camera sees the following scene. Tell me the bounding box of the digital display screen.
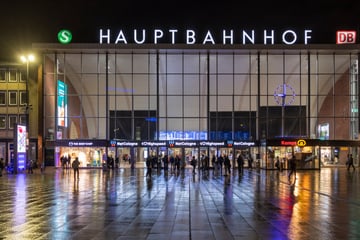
[157,131,208,140]
[17,125,26,170]
[57,80,68,127]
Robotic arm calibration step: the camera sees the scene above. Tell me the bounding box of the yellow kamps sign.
[297,139,307,146]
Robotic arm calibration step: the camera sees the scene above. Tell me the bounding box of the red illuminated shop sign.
[336,31,356,44]
[280,139,307,146]
[281,140,297,146]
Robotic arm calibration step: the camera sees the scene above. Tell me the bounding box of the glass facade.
[42,47,359,168]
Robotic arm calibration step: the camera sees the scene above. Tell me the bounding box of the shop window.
[8,115,17,129]
[8,91,17,105]
[0,69,6,82]
[20,91,27,105]
[9,69,17,82]
[0,116,5,129]
[0,91,6,105]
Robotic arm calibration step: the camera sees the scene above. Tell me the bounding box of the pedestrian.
[163,155,169,171]
[190,156,197,174]
[347,153,355,171]
[224,154,231,175]
[72,157,80,179]
[237,153,244,174]
[27,159,34,174]
[146,157,152,178]
[0,158,4,176]
[218,155,224,175]
[169,155,175,172]
[275,156,280,171]
[288,155,297,182]
[248,155,253,169]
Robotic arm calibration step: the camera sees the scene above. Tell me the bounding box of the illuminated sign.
[157,131,207,140]
[280,140,297,146]
[199,141,226,147]
[141,141,167,147]
[116,141,139,147]
[318,123,329,140]
[16,125,27,171]
[233,141,256,146]
[171,141,197,147]
[336,31,356,44]
[56,140,107,147]
[57,80,68,127]
[58,29,73,44]
[99,29,313,45]
[297,139,306,147]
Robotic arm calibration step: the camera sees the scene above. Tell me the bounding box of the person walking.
[190,156,197,174]
[248,154,253,170]
[275,156,281,172]
[0,158,4,176]
[347,153,355,171]
[288,155,297,182]
[224,154,231,175]
[218,155,224,175]
[146,157,152,178]
[237,153,244,174]
[72,157,80,180]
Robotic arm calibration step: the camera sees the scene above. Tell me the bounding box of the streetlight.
[20,54,35,171]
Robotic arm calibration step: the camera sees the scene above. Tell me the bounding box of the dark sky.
[1,0,360,61]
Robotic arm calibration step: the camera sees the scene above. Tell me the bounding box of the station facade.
[34,28,360,170]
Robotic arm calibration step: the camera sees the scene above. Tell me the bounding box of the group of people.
[145,152,256,178]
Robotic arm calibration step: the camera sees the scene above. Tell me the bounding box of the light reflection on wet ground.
[0,167,359,239]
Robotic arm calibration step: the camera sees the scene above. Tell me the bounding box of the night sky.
[0,0,359,61]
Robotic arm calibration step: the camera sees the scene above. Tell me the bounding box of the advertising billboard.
[57,80,68,127]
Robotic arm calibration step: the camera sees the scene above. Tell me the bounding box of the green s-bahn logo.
[58,29,72,44]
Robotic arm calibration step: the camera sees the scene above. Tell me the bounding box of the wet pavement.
[0,166,360,240]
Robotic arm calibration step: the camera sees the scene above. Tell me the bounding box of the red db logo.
[336,31,356,44]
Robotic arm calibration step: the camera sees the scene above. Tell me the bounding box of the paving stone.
[0,167,359,239]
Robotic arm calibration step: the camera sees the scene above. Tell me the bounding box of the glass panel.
[184,54,199,73]
[184,96,199,117]
[116,54,132,73]
[9,115,17,129]
[82,74,99,95]
[0,69,6,81]
[167,96,183,117]
[116,74,133,96]
[167,74,182,95]
[217,75,233,95]
[134,96,150,110]
[234,55,250,74]
[218,96,232,111]
[20,91,27,105]
[9,91,17,105]
[133,75,149,95]
[167,54,183,74]
[318,54,334,74]
[234,75,250,95]
[133,54,149,74]
[9,69,17,82]
[0,91,5,105]
[184,75,199,95]
[184,118,199,131]
[217,54,233,74]
[0,116,6,129]
[82,54,99,73]
[267,55,283,74]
